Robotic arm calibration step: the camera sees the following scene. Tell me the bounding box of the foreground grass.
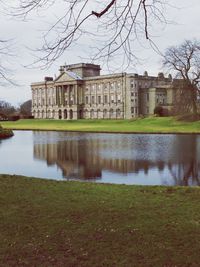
[1,174,200,266]
[1,117,200,133]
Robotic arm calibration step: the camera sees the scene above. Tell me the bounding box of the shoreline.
[0,128,14,139]
[10,128,200,135]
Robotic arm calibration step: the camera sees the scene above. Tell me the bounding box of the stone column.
[149,88,156,115]
[74,84,77,105]
[68,85,70,107]
[61,85,64,106]
[108,83,111,106]
[55,86,58,106]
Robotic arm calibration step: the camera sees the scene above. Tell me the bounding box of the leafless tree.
[0,100,16,116]
[163,40,200,115]
[6,0,168,69]
[0,39,15,84]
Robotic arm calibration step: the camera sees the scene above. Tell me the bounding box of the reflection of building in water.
[33,132,164,180]
[33,132,200,185]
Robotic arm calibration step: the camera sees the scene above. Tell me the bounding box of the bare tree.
[7,0,167,68]
[0,39,15,84]
[163,39,200,115]
[0,100,16,116]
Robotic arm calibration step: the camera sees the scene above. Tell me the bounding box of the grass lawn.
[1,117,200,133]
[1,174,200,266]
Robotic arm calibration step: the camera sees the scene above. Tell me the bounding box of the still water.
[0,131,200,186]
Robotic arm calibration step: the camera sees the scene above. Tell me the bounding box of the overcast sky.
[0,0,200,106]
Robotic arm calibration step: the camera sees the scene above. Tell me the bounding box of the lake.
[0,130,199,186]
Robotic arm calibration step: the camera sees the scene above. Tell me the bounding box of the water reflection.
[33,131,200,186]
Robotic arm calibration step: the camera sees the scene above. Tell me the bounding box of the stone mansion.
[31,63,176,120]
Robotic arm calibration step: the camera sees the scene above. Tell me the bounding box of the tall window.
[104,95,108,104]
[92,96,95,104]
[98,96,101,104]
[117,95,121,103]
[70,96,73,105]
[85,96,89,104]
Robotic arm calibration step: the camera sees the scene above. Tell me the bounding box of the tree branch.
[92,0,116,18]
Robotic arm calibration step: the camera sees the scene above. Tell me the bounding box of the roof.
[66,71,82,80]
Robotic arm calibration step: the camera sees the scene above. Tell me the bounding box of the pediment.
[55,71,82,83]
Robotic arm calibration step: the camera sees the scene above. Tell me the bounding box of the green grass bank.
[1,117,200,133]
[1,174,200,266]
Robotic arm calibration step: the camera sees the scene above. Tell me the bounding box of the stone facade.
[31,63,175,119]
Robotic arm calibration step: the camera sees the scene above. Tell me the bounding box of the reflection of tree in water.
[168,161,200,186]
[33,132,200,185]
[168,135,200,186]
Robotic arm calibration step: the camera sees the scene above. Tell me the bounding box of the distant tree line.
[0,100,32,120]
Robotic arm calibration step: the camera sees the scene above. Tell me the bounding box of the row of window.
[32,108,123,119]
[131,92,138,97]
[131,98,137,103]
[130,80,154,89]
[85,95,121,104]
[86,81,121,91]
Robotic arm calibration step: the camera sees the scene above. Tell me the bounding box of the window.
[85,96,89,104]
[70,96,73,105]
[146,93,149,101]
[116,109,121,118]
[98,96,101,104]
[117,95,121,103]
[111,95,114,103]
[92,96,95,104]
[104,95,108,104]
[91,109,94,118]
[131,92,134,96]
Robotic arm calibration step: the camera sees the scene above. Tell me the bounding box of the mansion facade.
[31,63,176,120]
